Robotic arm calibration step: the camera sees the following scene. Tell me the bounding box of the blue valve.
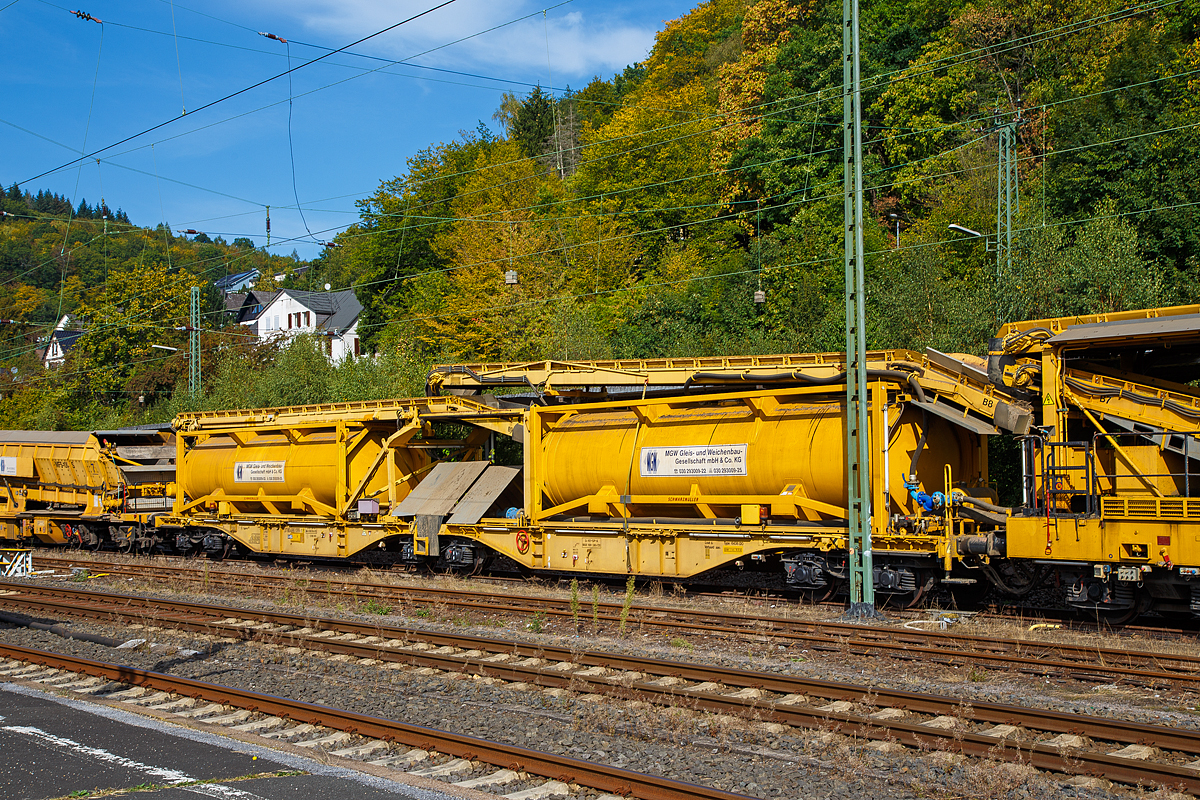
[904,477,944,513]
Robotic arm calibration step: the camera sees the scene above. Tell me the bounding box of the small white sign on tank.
[0,457,15,477]
[234,461,286,483]
[639,444,747,478]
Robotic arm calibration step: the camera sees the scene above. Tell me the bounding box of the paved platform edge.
[0,676,498,800]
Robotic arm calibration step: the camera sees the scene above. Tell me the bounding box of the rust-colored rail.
[4,580,1200,792]
[28,556,1200,687]
[0,642,751,800]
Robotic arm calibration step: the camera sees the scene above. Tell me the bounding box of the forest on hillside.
[1,0,1197,429]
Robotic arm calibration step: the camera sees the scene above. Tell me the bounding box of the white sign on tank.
[639,444,748,477]
[234,461,286,483]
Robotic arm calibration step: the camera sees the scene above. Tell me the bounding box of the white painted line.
[1,683,451,798]
[2,725,267,799]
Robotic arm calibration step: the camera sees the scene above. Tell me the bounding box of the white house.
[240,289,363,362]
[42,314,84,369]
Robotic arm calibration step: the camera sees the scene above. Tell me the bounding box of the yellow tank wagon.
[416,348,1032,605]
[156,396,521,559]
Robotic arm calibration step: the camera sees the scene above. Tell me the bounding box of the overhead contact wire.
[21,0,459,184]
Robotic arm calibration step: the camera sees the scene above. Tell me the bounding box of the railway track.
[2,581,1200,791]
[0,642,747,800]
[26,556,1200,689]
[33,550,1193,636]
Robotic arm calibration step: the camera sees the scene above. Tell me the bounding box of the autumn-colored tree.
[66,260,202,404]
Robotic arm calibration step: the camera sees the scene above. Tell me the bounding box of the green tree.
[511,86,555,160]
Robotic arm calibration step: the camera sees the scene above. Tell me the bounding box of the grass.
[618,575,635,637]
[362,597,392,616]
[570,579,580,633]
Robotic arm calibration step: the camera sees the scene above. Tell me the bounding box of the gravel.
[0,570,1195,800]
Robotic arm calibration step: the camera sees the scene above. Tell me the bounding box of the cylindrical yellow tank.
[538,399,971,516]
[180,430,427,512]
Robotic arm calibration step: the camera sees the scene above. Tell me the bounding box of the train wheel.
[798,582,838,605]
[1101,599,1152,627]
[990,561,1044,597]
[879,590,923,610]
[1080,592,1150,627]
[1090,606,1139,627]
[879,573,934,609]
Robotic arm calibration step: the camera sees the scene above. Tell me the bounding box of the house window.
[305,311,311,326]
[288,314,293,330]
[353,337,360,357]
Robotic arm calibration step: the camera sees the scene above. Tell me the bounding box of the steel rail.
[5,583,1200,762]
[21,559,1200,683]
[0,643,750,800]
[3,617,1198,792]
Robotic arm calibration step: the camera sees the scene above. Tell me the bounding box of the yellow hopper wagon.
[0,427,175,551]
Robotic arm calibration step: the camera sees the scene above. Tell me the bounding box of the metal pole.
[996,116,1019,316]
[843,0,874,613]
[189,286,200,400]
[996,121,1003,292]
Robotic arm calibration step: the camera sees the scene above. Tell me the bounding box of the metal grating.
[1102,497,1200,519]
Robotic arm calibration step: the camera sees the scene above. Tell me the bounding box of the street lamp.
[948,223,983,238]
[150,344,179,352]
[888,213,901,248]
[949,223,1005,323]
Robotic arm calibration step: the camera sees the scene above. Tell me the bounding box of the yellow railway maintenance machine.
[157,350,1030,603]
[423,349,1033,606]
[156,304,1200,619]
[995,304,1200,621]
[0,428,175,551]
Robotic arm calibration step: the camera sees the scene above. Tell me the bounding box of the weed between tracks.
[362,597,392,616]
[572,691,724,747]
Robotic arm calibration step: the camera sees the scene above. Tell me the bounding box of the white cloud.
[250,0,658,82]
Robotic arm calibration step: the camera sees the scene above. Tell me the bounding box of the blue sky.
[0,0,695,260]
